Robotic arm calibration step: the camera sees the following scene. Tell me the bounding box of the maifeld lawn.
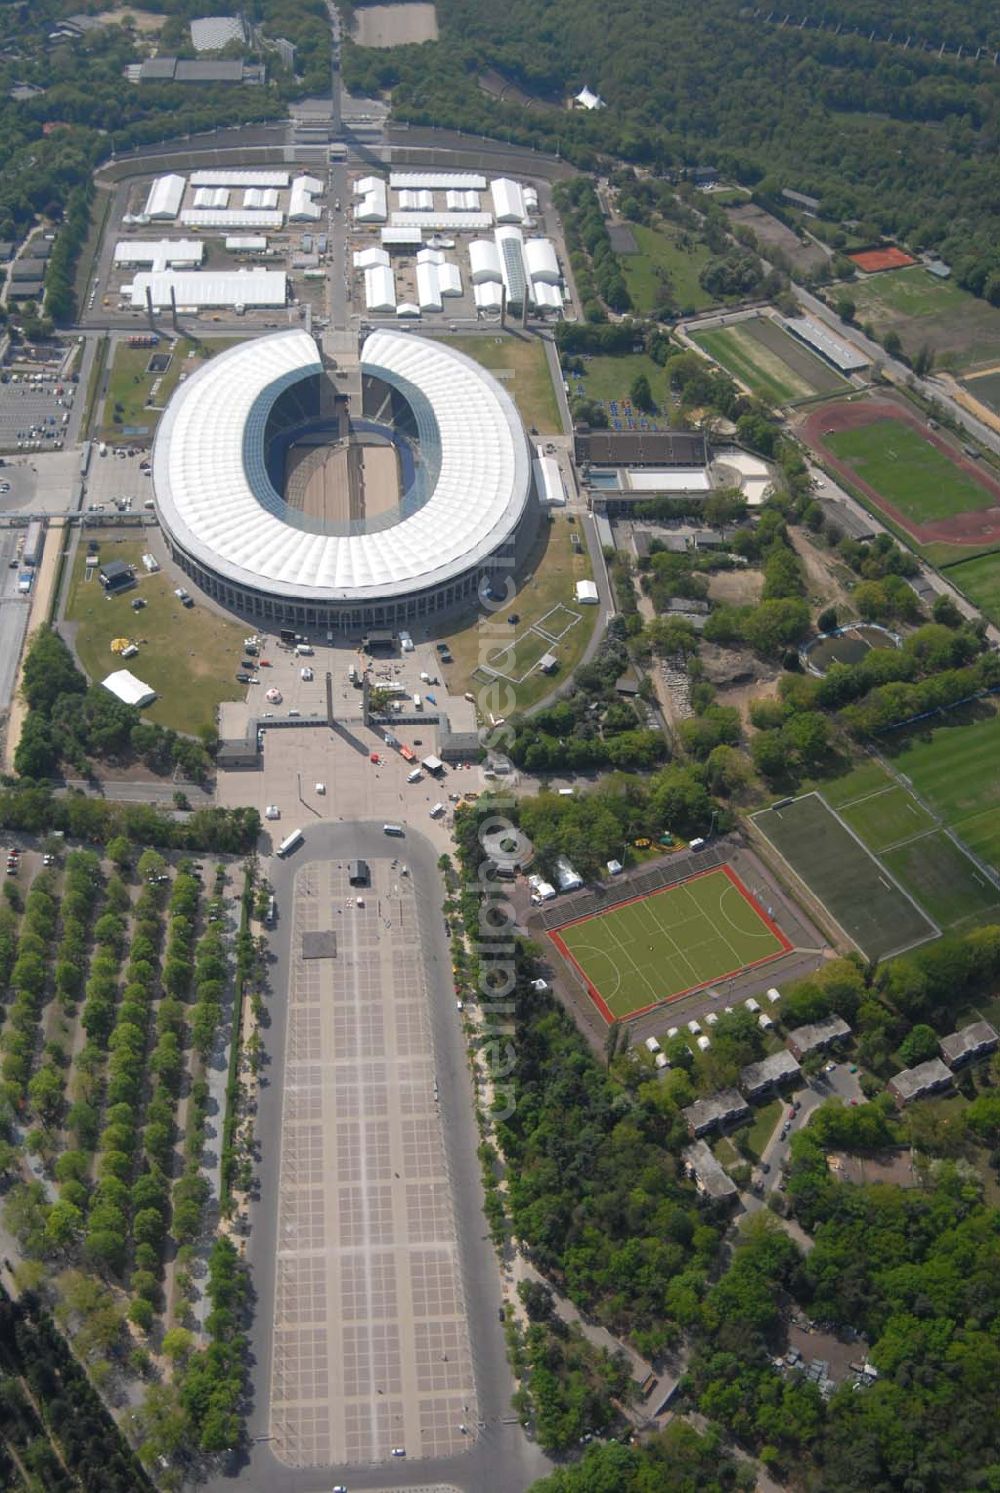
[826,417,998,525]
[549,867,789,1021]
[64,538,247,734]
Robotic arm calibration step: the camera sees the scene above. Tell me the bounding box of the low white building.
[469,238,502,284]
[387,213,493,232]
[243,187,279,209]
[397,188,434,211]
[354,246,390,270]
[193,186,230,209]
[574,84,606,110]
[364,264,396,313]
[189,169,289,188]
[381,225,422,249]
[225,235,268,253]
[103,669,156,708]
[289,175,323,222]
[354,175,388,223]
[491,177,526,224]
[389,171,486,191]
[554,855,583,892]
[180,209,284,229]
[445,188,481,211]
[524,237,560,284]
[575,579,599,604]
[127,268,288,309]
[143,174,186,221]
[532,281,563,312]
[113,239,204,273]
[533,451,565,506]
[473,282,503,312]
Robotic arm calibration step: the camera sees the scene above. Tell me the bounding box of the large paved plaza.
[269,854,477,1467]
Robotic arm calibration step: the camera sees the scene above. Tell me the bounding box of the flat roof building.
[784,316,869,373]
[683,1139,737,1201]
[786,1015,851,1061]
[114,239,204,273]
[888,1058,953,1107]
[128,269,287,309]
[939,1020,999,1069]
[390,171,486,191]
[741,1050,801,1099]
[575,427,708,468]
[190,170,289,188]
[683,1088,751,1138]
[491,177,526,224]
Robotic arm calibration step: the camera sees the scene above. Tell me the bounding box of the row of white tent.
[353,174,538,228]
[359,247,464,314]
[142,171,320,226]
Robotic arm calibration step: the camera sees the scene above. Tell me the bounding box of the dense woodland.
[344,0,1000,302]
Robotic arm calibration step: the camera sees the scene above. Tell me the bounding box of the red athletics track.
[546,864,793,1027]
[798,396,1000,546]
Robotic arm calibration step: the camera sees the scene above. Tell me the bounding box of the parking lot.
[269,855,477,1466]
[0,367,76,455]
[0,526,32,720]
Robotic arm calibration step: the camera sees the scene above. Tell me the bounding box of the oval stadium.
[151,328,540,630]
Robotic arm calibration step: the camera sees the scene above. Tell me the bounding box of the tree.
[898,1022,940,1067]
[883,329,903,360]
[835,295,855,323]
[630,372,655,412]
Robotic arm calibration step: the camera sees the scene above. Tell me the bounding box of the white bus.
[277,829,303,857]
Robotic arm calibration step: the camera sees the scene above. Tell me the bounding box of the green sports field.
[753,793,936,960]
[825,418,997,525]
[693,318,845,406]
[946,550,1000,626]
[548,867,789,1022]
[883,711,1000,872]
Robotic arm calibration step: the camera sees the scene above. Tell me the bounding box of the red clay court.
[799,396,1000,546]
[849,246,916,273]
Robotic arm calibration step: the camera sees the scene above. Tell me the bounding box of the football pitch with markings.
[548,866,790,1022]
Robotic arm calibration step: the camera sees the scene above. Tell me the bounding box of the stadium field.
[753,793,936,960]
[825,418,997,525]
[547,866,790,1023]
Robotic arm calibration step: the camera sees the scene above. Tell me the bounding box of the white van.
[644,1036,661,1055]
[407,768,423,783]
[429,802,445,818]
[413,694,422,710]
[295,643,313,656]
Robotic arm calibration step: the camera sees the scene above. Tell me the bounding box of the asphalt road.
[203,821,551,1493]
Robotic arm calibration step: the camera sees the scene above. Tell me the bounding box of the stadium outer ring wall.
[153,334,542,634]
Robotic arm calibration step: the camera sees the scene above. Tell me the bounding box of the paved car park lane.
[269,854,477,1467]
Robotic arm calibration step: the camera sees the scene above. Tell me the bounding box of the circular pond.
[802,622,901,675]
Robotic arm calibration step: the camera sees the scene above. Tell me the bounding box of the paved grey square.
[269,858,478,1467]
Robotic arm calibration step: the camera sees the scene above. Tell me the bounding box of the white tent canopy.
[144,174,185,221]
[103,670,156,708]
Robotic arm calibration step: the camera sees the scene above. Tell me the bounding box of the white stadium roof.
[103,669,156,708]
[144,174,185,220]
[180,209,284,228]
[128,269,287,309]
[152,329,532,603]
[114,239,204,272]
[389,171,486,190]
[190,169,289,187]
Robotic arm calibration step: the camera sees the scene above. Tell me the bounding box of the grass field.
[64,538,246,734]
[882,711,1000,872]
[881,831,1000,930]
[845,266,1000,372]
[621,222,715,315]
[548,866,790,1022]
[99,336,243,442]
[576,352,675,414]
[837,783,935,850]
[439,333,560,434]
[693,319,843,406]
[438,513,598,711]
[945,550,1000,626]
[825,418,997,525]
[753,793,936,959]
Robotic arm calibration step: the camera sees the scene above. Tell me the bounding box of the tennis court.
[753,793,937,960]
[548,865,791,1022]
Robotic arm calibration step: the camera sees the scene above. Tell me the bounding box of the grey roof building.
[786,1015,851,1060]
[683,1139,738,1201]
[575,427,708,469]
[741,1049,801,1099]
[682,1088,750,1138]
[939,1020,998,1069]
[888,1057,953,1107]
